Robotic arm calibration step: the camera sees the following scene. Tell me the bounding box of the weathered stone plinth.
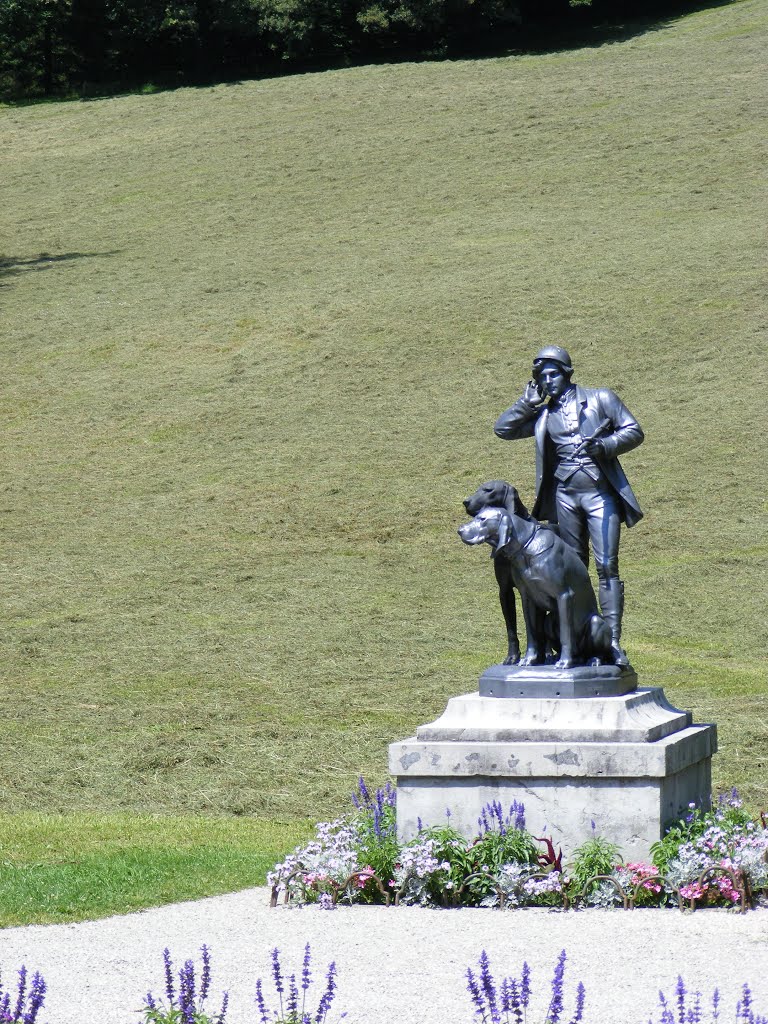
[389,669,716,861]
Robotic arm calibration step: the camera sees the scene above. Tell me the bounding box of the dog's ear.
[502,481,532,521]
[493,510,511,555]
[513,489,532,521]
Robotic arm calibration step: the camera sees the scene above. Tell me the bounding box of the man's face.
[538,362,570,400]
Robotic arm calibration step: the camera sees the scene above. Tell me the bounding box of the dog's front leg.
[555,589,576,669]
[518,595,546,666]
[494,560,520,665]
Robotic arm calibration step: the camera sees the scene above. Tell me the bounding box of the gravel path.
[1,890,767,1023]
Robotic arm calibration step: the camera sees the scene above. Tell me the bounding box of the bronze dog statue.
[463,481,535,665]
[460,483,614,668]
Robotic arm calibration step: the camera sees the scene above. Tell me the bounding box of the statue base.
[388,673,717,861]
[479,663,637,699]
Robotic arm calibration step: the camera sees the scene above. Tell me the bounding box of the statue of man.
[493,346,644,666]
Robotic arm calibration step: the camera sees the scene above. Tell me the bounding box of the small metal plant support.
[271,867,313,907]
[581,874,630,910]
[271,867,749,913]
[628,874,683,911]
[495,872,570,910]
[688,865,749,914]
[337,870,392,906]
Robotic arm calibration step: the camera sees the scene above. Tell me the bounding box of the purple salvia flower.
[178,962,196,1024]
[658,990,674,1024]
[217,990,229,1024]
[255,979,269,1024]
[22,973,46,1024]
[507,978,524,1024]
[200,945,211,1002]
[374,805,382,839]
[479,950,500,1023]
[568,981,586,1024]
[12,967,26,1023]
[145,993,157,1011]
[521,962,531,1008]
[287,974,299,1018]
[514,800,526,831]
[302,944,312,991]
[271,947,285,1020]
[676,975,687,1024]
[315,961,337,1023]
[692,990,703,1024]
[351,790,360,810]
[163,948,175,1002]
[466,968,485,1018]
[547,950,566,1024]
[712,988,720,1023]
[500,977,511,1014]
[271,948,284,994]
[417,816,423,832]
[183,958,196,1003]
[737,983,753,1021]
[446,807,452,819]
[358,776,370,803]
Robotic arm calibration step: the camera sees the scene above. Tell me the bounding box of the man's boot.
[598,578,629,668]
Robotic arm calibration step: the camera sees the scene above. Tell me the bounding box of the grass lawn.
[0,814,312,925]
[0,0,766,923]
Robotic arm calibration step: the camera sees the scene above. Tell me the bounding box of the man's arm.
[494,382,546,440]
[591,388,644,458]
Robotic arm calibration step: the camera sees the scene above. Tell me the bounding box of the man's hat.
[532,345,574,380]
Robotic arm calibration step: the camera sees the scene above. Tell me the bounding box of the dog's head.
[458,506,514,555]
[463,480,531,520]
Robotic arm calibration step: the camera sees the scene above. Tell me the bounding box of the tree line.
[1,0,701,101]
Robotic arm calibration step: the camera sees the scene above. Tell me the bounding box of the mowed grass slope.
[1,0,766,845]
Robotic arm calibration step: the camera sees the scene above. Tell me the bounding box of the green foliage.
[353,801,399,893]
[412,821,539,904]
[0,0,72,98]
[419,824,477,903]
[144,1009,219,1024]
[569,833,621,897]
[463,827,539,902]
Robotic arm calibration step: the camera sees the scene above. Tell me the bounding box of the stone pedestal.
[388,669,716,862]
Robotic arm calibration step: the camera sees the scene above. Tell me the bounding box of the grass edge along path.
[0,813,313,927]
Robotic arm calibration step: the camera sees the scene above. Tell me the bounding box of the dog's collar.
[499,523,553,558]
[519,525,541,550]
[494,524,539,558]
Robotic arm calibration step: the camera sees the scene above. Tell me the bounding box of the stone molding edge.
[388,724,717,780]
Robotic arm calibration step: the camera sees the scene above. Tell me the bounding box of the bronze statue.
[493,346,644,666]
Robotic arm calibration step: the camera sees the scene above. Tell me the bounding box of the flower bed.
[268,782,768,912]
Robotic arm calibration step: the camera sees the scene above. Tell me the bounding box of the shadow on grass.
[0,251,120,286]
[497,0,740,58]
